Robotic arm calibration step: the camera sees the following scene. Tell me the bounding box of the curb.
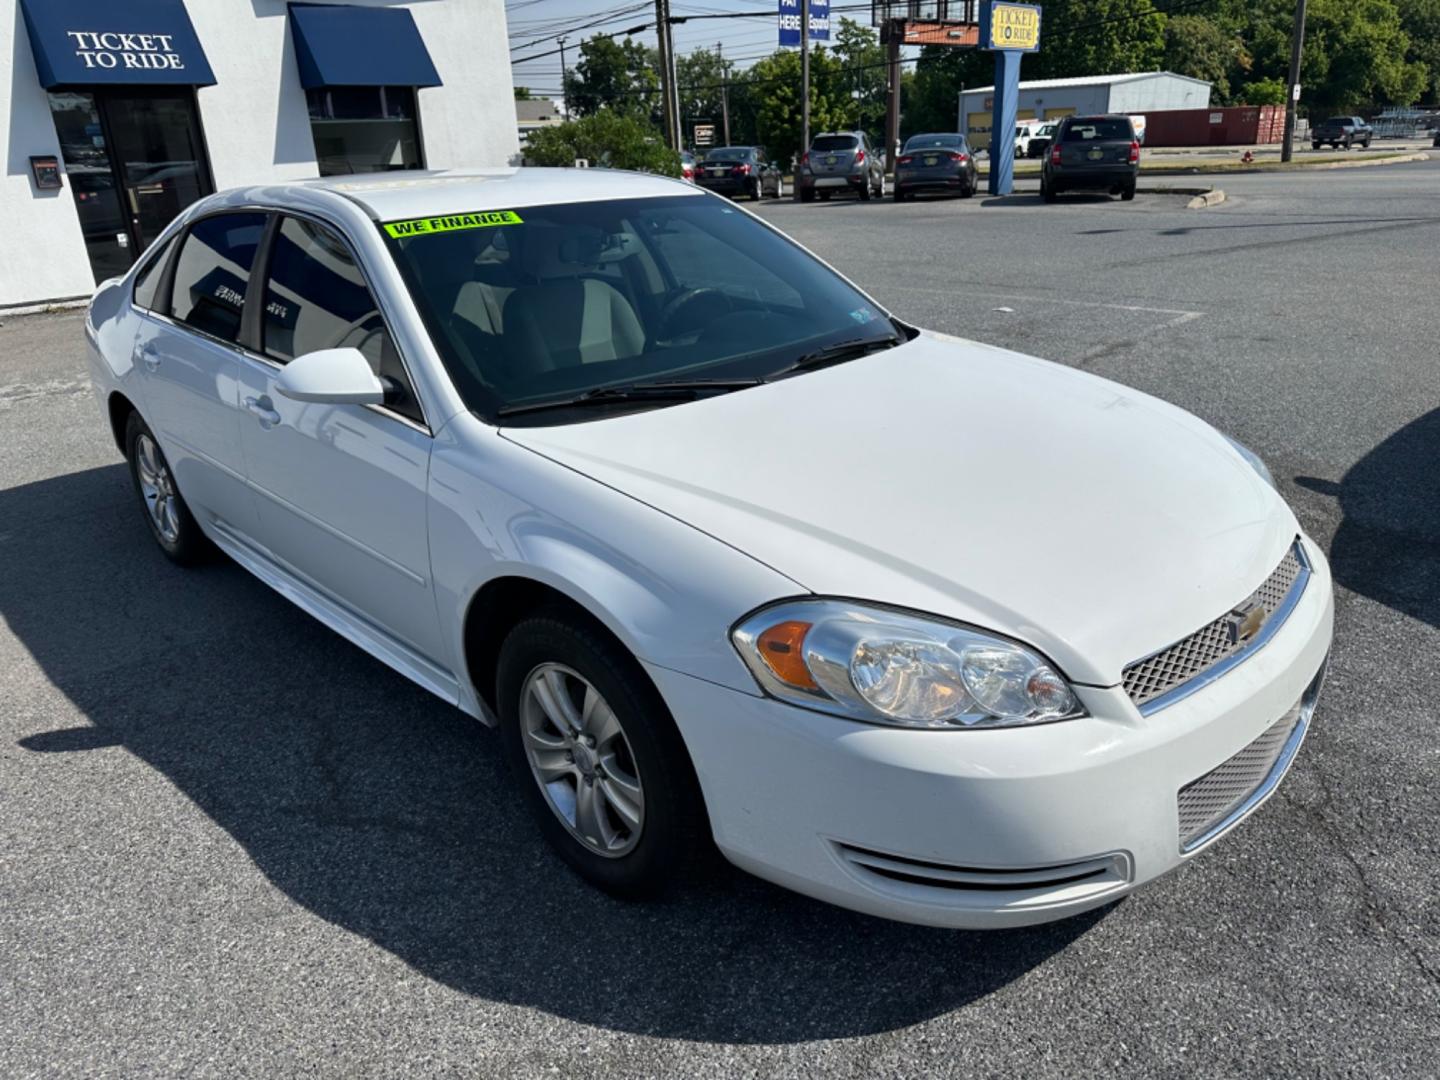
[1135,151,1429,177]
[1186,189,1227,209]
[0,297,89,320]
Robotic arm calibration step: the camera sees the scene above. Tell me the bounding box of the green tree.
[1397,0,1440,101]
[1163,15,1250,103]
[828,18,889,139]
[523,113,681,176]
[563,36,660,124]
[513,86,532,101]
[1238,76,1288,105]
[676,47,729,145]
[1028,0,1166,80]
[748,48,846,164]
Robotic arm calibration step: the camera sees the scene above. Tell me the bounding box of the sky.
[506,1,895,101]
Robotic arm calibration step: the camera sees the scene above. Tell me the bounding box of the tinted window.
[1061,119,1134,142]
[811,135,859,151]
[169,213,267,343]
[385,195,895,423]
[263,215,423,424]
[704,147,754,161]
[132,234,176,311]
[904,134,964,151]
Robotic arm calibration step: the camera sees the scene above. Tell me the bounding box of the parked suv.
[1041,114,1139,202]
[1312,116,1373,150]
[797,131,884,202]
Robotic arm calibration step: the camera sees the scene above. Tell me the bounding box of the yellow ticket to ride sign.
[383,210,523,238]
[984,2,1042,51]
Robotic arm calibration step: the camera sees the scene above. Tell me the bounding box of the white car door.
[232,213,444,664]
[131,212,266,537]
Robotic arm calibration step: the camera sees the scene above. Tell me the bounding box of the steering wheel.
[659,287,735,340]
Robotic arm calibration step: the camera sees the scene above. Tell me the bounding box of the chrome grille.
[1177,702,1301,848]
[1122,546,1305,710]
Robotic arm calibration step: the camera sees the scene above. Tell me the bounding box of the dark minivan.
[1041,115,1139,203]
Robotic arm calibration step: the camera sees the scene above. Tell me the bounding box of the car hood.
[501,332,1298,685]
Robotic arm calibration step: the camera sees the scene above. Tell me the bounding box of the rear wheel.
[799,186,814,203]
[1121,185,1137,202]
[892,184,905,201]
[497,612,706,898]
[858,178,872,201]
[125,411,209,565]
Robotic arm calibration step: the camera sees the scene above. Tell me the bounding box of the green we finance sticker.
[383,210,523,238]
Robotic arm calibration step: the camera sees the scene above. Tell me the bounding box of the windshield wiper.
[766,335,903,381]
[495,376,763,418]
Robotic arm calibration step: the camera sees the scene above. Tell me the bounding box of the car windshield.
[905,134,964,150]
[1062,118,1133,141]
[704,147,752,161]
[383,195,900,424]
[811,135,859,151]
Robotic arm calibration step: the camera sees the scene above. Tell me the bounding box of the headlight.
[1224,434,1276,490]
[731,600,1085,729]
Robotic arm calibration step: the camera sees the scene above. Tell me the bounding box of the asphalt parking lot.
[3,162,1438,1077]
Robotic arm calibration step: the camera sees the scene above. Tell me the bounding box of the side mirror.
[274,347,385,405]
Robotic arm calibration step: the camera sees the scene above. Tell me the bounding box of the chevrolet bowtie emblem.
[1225,601,1267,646]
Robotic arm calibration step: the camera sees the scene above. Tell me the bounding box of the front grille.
[1122,544,1305,711]
[1177,702,1302,849]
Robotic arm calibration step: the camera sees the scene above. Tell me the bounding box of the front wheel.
[497,612,706,897]
[125,411,209,565]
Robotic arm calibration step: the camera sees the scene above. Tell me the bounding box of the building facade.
[959,72,1213,151]
[2,0,518,308]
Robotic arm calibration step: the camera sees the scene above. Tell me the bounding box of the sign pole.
[800,0,811,153]
[979,2,1041,197]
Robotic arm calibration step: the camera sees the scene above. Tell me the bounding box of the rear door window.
[811,135,858,151]
[262,215,424,424]
[132,234,177,311]
[168,212,267,344]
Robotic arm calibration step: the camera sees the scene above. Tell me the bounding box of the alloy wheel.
[134,433,181,543]
[519,663,645,857]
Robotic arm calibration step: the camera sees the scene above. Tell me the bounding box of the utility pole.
[1281,0,1308,163]
[884,19,901,169]
[558,36,570,121]
[800,0,811,153]
[654,0,681,151]
[664,3,681,151]
[718,41,731,146]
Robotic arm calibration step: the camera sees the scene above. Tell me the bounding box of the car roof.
[268,167,701,221]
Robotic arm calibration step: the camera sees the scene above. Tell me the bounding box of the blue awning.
[19,0,216,89]
[288,3,441,89]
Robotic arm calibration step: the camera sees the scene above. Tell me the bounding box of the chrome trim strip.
[1180,656,1327,855]
[1137,540,1311,716]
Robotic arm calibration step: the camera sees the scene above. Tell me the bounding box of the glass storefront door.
[48,88,213,284]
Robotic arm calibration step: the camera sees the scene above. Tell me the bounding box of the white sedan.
[85,168,1332,928]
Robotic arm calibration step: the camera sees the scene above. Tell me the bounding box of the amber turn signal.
[756,620,817,689]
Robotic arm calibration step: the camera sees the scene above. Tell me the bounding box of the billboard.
[779,0,829,46]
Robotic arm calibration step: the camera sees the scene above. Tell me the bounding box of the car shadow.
[3,463,1102,1043]
[1295,407,1440,630]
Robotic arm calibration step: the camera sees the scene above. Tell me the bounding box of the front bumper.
[650,537,1334,929]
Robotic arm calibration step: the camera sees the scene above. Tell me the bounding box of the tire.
[750,180,762,201]
[799,187,814,203]
[1311,142,1321,151]
[1121,185,1136,202]
[892,184,905,201]
[497,611,706,898]
[1041,177,1057,202]
[124,410,209,565]
[774,177,784,199]
[858,178,872,201]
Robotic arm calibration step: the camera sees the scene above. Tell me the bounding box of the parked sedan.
[694,146,782,200]
[893,133,978,200]
[86,168,1332,928]
[680,150,696,183]
[1042,114,1140,202]
[796,131,884,202]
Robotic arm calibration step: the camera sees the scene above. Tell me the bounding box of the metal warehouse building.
[1,0,518,309]
[960,72,1214,151]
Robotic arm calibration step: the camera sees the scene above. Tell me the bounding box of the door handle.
[136,343,161,372]
[244,396,281,427]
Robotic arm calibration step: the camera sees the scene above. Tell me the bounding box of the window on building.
[168,213,267,344]
[306,87,423,177]
[262,216,423,423]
